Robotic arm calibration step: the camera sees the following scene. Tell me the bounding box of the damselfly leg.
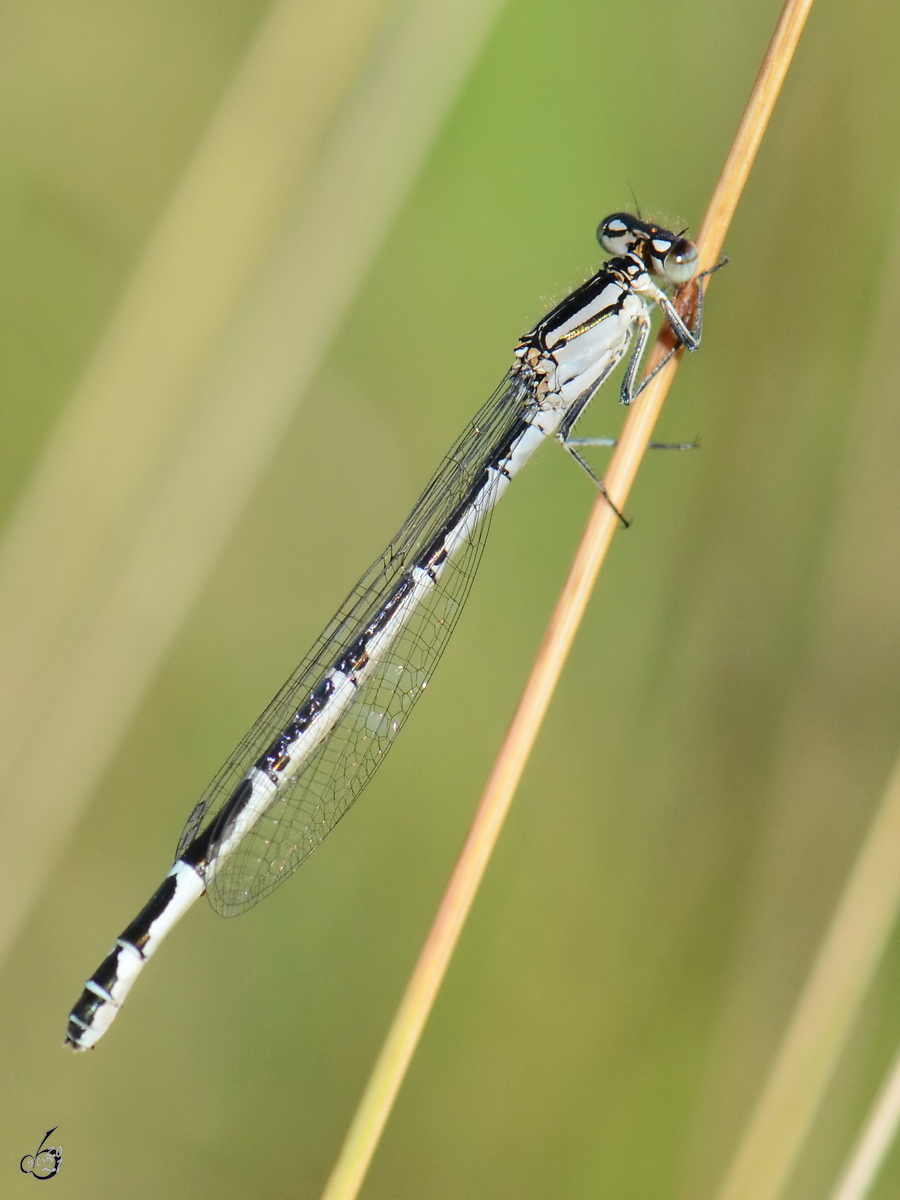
[624,258,728,405]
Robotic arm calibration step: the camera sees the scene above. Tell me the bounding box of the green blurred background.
[4,0,900,1196]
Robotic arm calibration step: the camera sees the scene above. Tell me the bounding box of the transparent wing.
[175,370,534,916]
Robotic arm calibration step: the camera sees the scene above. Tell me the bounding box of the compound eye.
[663,237,699,284]
[597,213,638,256]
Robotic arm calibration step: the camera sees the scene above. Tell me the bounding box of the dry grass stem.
[714,756,900,1200]
[830,1042,900,1200]
[319,2,815,1197]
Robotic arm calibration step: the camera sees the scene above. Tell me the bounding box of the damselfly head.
[597,212,643,256]
[598,212,699,287]
[637,226,698,284]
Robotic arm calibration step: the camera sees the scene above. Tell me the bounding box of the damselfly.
[66,212,715,1050]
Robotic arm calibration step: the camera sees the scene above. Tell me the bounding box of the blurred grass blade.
[0,0,505,968]
[703,160,900,1200]
[319,3,814,1198]
[713,755,900,1200]
[830,1043,900,1200]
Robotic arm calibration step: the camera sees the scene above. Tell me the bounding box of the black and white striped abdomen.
[193,393,558,897]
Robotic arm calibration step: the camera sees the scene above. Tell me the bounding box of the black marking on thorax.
[527,262,632,353]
